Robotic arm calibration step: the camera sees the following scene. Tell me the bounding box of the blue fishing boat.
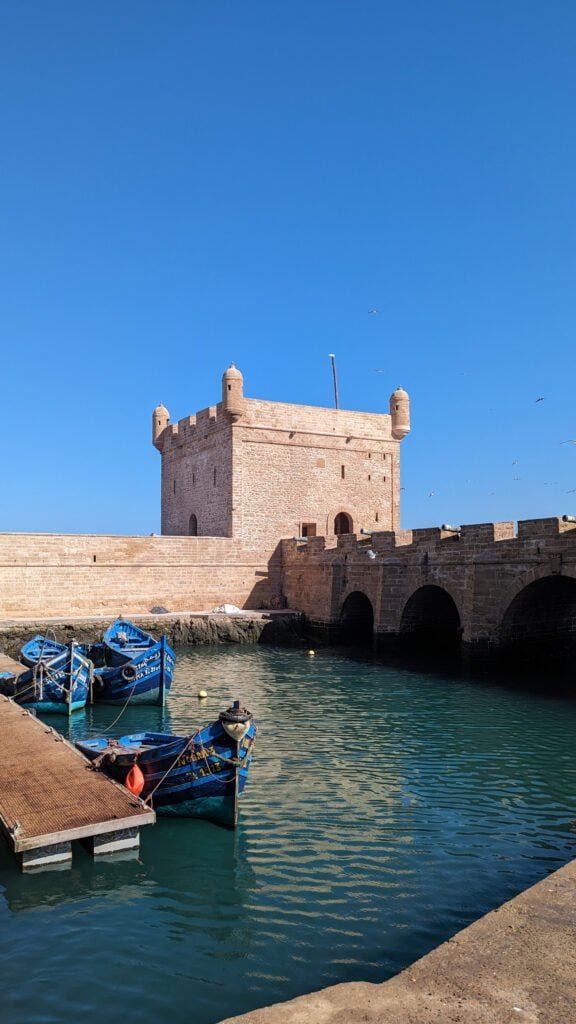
[75,701,255,827]
[0,639,91,714]
[20,634,66,668]
[81,619,175,706]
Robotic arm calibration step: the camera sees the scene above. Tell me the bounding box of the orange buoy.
[125,762,145,796]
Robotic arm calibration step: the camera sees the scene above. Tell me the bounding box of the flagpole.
[329,353,339,409]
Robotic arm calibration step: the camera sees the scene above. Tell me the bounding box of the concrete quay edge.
[0,609,299,626]
[219,857,576,1024]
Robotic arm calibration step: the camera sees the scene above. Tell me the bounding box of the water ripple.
[1,644,576,1024]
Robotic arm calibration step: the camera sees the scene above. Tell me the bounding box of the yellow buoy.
[198,689,208,699]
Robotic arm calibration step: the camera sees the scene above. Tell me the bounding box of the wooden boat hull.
[90,642,175,705]
[0,646,91,714]
[20,635,66,668]
[75,708,255,827]
[79,622,175,706]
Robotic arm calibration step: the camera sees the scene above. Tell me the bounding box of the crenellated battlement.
[280,515,576,649]
[155,404,228,451]
[282,516,576,564]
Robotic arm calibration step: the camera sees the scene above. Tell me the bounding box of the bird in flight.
[428,490,436,497]
[512,460,519,465]
[534,396,546,403]
[561,440,576,445]
[373,368,386,373]
[368,309,381,315]
[567,488,576,494]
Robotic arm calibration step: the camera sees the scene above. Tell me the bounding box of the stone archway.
[334,511,353,535]
[500,575,576,666]
[340,590,374,644]
[400,585,461,652]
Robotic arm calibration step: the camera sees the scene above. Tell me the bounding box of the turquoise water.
[1,644,576,1024]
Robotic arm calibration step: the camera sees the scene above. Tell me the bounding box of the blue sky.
[1,1,575,535]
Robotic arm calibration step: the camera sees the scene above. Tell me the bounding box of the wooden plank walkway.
[0,695,155,869]
[0,651,26,678]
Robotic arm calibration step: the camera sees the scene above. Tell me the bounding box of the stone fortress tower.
[153,365,410,548]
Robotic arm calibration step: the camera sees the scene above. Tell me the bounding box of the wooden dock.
[0,651,26,678]
[0,694,155,870]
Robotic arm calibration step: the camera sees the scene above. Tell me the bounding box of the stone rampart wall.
[5,517,576,641]
[280,517,576,647]
[0,534,281,620]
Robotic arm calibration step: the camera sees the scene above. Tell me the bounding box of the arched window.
[334,512,353,535]
[189,514,198,536]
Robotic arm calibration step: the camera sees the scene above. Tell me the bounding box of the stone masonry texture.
[153,365,409,546]
[0,534,283,619]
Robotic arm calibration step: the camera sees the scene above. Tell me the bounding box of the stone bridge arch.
[339,590,374,644]
[496,566,576,627]
[399,584,462,652]
[499,570,576,664]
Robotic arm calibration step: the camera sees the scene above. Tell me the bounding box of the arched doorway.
[400,585,461,653]
[501,575,576,668]
[189,514,198,536]
[340,591,374,644]
[334,511,353,535]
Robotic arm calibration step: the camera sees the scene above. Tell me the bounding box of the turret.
[389,386,410,440]
[222,362,244,421]
[152,402,170,450]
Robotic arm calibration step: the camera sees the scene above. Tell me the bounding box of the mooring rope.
[92,676,141,733]
[142,731,254,805]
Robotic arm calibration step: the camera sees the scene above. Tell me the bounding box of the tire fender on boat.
[121,663,138,682]
[219,701,252,742]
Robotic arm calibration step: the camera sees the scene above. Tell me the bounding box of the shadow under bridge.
[399,585,461,654]
[500,575,576,669]
[339,591,374,645]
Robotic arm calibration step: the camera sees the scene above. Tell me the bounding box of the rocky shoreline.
[0,611,308,660]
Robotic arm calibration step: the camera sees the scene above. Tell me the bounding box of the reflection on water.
[1,644,576,1024]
